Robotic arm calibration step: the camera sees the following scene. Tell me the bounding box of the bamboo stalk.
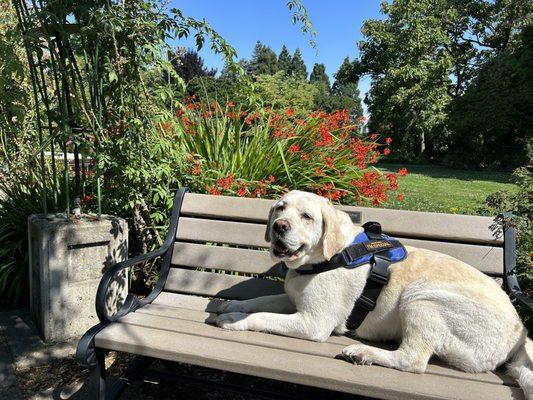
[14,0,48,214]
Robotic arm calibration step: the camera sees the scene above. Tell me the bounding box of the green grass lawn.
[378,163,518,215]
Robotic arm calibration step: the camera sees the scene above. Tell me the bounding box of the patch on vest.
[363,240,394,252]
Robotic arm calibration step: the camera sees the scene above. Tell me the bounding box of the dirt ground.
[16,351,371,399]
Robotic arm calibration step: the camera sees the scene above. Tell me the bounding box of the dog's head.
[265,190,356,268]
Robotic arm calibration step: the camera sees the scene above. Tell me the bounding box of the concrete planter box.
[28,215,128,342]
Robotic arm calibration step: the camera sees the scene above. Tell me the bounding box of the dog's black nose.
[274,219,291,234]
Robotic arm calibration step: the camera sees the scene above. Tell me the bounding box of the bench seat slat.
[128,306,514,386]
[175,219,503,275]
[95,315,521,400]
[181,193,501,245]
[164,268,284,299]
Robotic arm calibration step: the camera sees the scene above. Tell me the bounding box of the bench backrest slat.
[181,193,502,245]
[164,193,504,300]
[171,242,283,277]
[165,268,285,299]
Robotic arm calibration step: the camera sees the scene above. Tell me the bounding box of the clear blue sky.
[169,0,384,116]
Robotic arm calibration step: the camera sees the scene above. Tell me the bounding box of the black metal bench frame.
[76,187,532,400]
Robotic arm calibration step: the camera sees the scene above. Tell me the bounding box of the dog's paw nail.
[342,345,373,366]
[215,312,249,331]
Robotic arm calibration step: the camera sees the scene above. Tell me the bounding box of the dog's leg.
[216,294,296,314]
[342,337,434,373]
[343,296,439,373]
[216,311,332,342]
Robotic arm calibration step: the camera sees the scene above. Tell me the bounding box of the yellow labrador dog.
[216,190,533,398]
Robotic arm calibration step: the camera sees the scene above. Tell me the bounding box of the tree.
[246,41,279,75]
[446,26,533,169]
[278,45,292,75]
[289,48,307,80]
[309,63,331,112]
[186,76,242,104]
[359,0,532,161]
[170,48,216,83]
[318,58,363,119]
[254,71,318,113]
[309,63,330,87]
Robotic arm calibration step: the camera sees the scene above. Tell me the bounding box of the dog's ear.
[264,203,275,243]
[321,200,350,260]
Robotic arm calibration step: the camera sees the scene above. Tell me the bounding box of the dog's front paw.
[341,344,374,365]
[215,312,249,331]
[217,300,248,314]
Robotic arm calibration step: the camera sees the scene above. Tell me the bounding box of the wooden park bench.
[77,188,531,400]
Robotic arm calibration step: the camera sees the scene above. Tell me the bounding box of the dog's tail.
[508,337,533,400]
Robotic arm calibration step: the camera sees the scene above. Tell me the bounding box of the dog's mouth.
[273,240,305,261]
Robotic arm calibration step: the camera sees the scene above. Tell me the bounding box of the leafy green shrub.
[171,100,403,205]
[254,72,318,114]
[483,167,532,328]
[0,181,49,307]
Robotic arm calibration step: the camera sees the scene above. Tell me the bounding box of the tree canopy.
[359,0,532,163]
[289,48,308,80]
[310,63,330,87]
[170,48,216,83]
[246,41,279,75]
[254,71,318,112]
[278,45,292,75]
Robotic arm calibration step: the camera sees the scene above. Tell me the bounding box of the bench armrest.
[95,247,168,322]
[502,212,533,311]
[95,187,189,323]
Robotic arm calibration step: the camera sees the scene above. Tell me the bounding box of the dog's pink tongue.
[288,253,300,261]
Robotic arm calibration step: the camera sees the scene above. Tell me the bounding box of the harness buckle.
[368,255,390,285]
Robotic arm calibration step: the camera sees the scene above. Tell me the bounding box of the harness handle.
[362,221,382,239]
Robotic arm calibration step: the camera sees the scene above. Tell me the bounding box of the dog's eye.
[302,212,313,220]
[276,204,285,211]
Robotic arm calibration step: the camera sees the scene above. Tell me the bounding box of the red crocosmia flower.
[359,115,367,124]
[268,175,276,183]
[370,134,378,140]
[385,173,398,190]
[285,107,296,117]
[176,109,185,117]
[324,157,335,168]
[207,186,221,196]
[383,148,391,155]
[288,144,301,153]
[236,187,248,197]
[397,193,405,201]
[226,101,235,108]
[398,167,408,176]
[161,122,173,132]
[191,163,202,175]
[216,174,235,190]
[83,195,93,203]
[385,137,392,145]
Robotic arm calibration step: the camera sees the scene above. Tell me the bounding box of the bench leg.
[91,350,107,400]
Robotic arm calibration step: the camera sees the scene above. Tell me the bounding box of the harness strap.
[346,253,391,330]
